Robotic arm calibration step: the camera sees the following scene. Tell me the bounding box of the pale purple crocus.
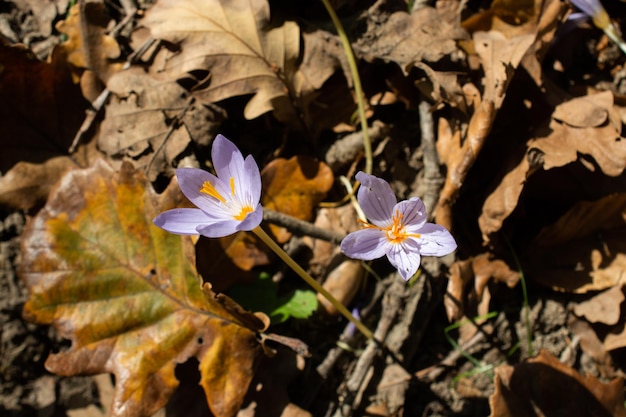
[569,0,626,55]
[341,172,457,281]
[154,134,263,238]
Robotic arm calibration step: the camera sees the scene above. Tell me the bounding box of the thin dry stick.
[334,278,406,417]
[263,209,345,244]
[416,100,444,218]
[145,97,195,176]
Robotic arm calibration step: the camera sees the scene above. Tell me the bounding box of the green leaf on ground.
[229,272,318,324]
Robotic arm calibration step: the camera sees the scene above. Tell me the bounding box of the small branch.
[263,209,345,244]
[414,100,444,219]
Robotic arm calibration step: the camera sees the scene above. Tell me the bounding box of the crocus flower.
[569,0,626,55]
[154,134,263,238]
[341,172,457,281]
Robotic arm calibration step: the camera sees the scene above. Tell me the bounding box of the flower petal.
[394,197,427,231]
[340,228,390,260]
[176,168,230,214]
[569,0,603,18]
[197,219,241,238]
[413,223,457,256]
[242,154,262,207]
[355,171,396,227]
[386,240,421,281]
[212,134,246,192]
[236,205,263,231]
[153,208,212,235]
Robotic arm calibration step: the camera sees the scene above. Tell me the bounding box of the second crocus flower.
[341,172,457,281]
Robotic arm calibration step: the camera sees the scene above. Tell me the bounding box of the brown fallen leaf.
[142,0,300,121]
[435,31,535,229]
[435,0,565,230]
[318,259,364,316]
[55,2,123,100]
[261,156,334,243]
[445,253,519,321]
[527,193,626,292]
[573,285,624,326]
[101,68,221,180]
[354,5,466,73]
[20,160,269,417]
[489,350,626,417]
[0,157,75,210]
[552,90,615,128]
[532,117,626,177]
[478,91,626,243]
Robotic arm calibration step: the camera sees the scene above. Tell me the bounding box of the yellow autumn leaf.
[20,160,269,417]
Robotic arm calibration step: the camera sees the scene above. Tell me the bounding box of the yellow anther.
[230,177,236,196]
[200,181,226,203]
[234,206,253,221]
[360,210,421,244]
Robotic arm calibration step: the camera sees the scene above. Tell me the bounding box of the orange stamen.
[234,206,253,220]
[229,177,236,196]
[361,210,421,244]
[200,181,226,203]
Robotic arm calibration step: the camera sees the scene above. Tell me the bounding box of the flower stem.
[320,0,372,175]
[252,226,375,341]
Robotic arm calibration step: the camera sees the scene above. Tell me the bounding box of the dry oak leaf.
[142,0,299,120]
[19,160,269,417]
[527,193,626,293]
[531,97,626,177]
[354,5,466,73]
[489,349,626,417]
[101,68,219,181]
[261,156,334,243]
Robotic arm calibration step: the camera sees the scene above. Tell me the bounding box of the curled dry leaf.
[489,349,626,417]
[445,253,519,321]
[435,31,535,229]
[55,2,123,100]
[142,0,300,121]
[261,156,334,243]
[19,160,269,417]
[527,193,626,292]
[478,91,626,243]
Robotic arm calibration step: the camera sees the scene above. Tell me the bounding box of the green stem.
[252,226,375,340]
[320,0,372,175]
